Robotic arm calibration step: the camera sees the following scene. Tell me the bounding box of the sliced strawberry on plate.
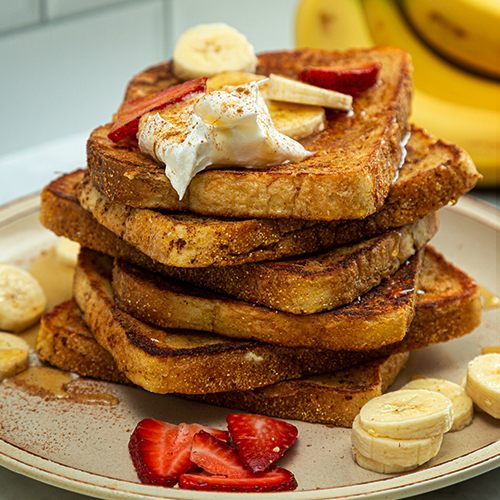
[190,430,249,477]
[190,423,231,444]
[226,413,298,473]
[297,63,381,96]
[180,466,298,492]
[107,76,207,143]
[128,418,229,486]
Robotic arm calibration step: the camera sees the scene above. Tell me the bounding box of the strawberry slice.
[179,466,298,492]
[226,413,298,473]
[190,430,249,477]
[297,63,381,96]
[107,77,207,143]
[128,418,229,486]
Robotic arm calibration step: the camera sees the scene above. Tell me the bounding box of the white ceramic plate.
[0,194,499,500]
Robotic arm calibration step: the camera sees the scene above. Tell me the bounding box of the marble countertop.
[0,136,498,500]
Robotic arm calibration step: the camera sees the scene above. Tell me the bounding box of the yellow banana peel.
[294,0,500,184]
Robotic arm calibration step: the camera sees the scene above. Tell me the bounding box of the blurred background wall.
[0,0,297,157]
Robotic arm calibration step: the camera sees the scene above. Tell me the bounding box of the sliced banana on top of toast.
[173,23,257,81]
[0,263,46,333]
[207,71,266,91]
[267,74,353,111]
[207,71,326,140]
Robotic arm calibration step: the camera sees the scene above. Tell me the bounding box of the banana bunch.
[295,0,500,184]
[352,389,453,473]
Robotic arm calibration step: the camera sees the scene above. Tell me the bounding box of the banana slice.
[401,378,474,431]
[465,353,500,418]
[352,446,420,474]
[482,347,500,355]
[0,263,47,333]
[359,389,453,440]
[173,23,257,81]
[0,332,29,381]
[266,101,326,140]
[207,71,266,91]
[55,237,80,267]
[267,74,352,110]
[352,415,443,467]
[207,71,326,140]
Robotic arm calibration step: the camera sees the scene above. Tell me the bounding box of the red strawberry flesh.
[107,77,207,143]
[179,466,298,492]
[298,63,381,96]
[226,413,298,473]
[190,430,249,477]
[128,419,229,486]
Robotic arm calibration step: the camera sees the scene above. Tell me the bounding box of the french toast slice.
[37,247,481,424]
[111,248,424,350]
[134,213,437,314]
[71,247,421,394]
[182,246,484,423]
[36,305,407,427]
[42,124,478,268]
[87,47,413,221]
[190,353,410,427]
[77,168,436,273]
[37,299,130,385]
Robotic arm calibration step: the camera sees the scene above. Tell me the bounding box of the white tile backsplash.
[0,0,40,33]
[45,0,128,20]
[0,0,167,156]
[0,0,296,158]
[170,0,296,53]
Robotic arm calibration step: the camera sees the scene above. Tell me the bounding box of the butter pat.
[138,82,313,199]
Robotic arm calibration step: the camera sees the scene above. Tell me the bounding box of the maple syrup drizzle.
[3,248,119,405]
[479,285,500,309]
[4,366,119,405]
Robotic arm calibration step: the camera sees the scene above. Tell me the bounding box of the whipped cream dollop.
[138,81,313,199]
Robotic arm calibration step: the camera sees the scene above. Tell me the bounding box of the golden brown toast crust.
[41,122,478,269]
[75,173,341,268]
[36,247,481,422]
[190,352,409,427]
[134,214,437,314]
[72,248,417,393]
[37,299,130,385]
[112,250,423,350]
[88,47,413,220]
[78,159,437,272]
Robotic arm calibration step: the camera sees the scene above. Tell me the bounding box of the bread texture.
[40,124,477,269]
[71,247,417,394]
[87,47,414,220]
[37,299,129,385]
[112,249,423,350]
[131,214,437,314]
[184,247,483,421]
[36,247,481,423]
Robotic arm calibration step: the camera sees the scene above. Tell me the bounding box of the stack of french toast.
[36,45,482,427]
